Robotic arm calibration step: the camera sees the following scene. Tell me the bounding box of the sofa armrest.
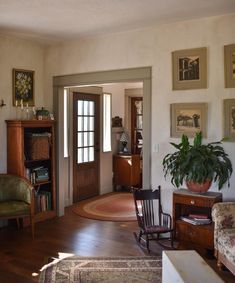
[212,202,235,230]
[212,202,235,251]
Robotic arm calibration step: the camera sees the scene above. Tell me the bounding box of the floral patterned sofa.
[212,202,235,276]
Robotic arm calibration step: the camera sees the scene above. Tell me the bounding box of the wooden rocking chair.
[133,186,174,252]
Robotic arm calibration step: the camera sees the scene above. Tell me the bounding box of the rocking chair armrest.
[161,212,173,229]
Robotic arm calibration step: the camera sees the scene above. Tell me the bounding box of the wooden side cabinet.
[173,189,222,250]
[6,120,56,223]
[113,154,141,191]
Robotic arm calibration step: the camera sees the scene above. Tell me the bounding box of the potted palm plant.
[162,132,233,193]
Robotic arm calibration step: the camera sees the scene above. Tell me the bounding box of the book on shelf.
[25,167,49,184]
[35,191,52,213]
[188,213,209,219]
[180,216,211,225]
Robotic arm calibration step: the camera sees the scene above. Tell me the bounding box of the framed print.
[171,103,207,138]
[13,69,35,106]
[224,99,235,141]
[224,44,235,88]
[172,47,207,90]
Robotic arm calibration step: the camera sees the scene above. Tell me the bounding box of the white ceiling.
[0,0,235,45]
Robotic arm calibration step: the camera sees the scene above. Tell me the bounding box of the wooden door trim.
[53,67,151,216]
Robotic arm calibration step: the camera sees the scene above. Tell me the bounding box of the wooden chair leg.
[30,215,35,239]
[138,231,142,243]
[217,259,223,270]
[146,234,150,253]
[170,231,174,248]
[16,218,20,230]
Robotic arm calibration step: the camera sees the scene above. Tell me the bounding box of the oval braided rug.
[72,192,137,221]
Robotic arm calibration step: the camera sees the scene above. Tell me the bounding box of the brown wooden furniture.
[6,120,56,223]
[133,187,174,252]
[131,97,143,154]
[173,189,222,251]
[113,154,141,191]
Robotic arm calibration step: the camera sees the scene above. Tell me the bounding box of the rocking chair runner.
[132,186,174,252]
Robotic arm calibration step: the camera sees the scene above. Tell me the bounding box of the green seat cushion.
[0,201,30,217]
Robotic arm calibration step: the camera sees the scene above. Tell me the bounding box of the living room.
[0,1,235,282]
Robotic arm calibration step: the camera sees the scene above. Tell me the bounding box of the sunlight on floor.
[31,272,39,277]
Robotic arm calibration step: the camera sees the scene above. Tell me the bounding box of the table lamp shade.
[120,132,129,153]
[120,132,129,143]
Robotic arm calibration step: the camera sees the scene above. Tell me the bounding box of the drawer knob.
[190,200,195,204]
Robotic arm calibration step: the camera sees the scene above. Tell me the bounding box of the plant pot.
[186,180,212,193]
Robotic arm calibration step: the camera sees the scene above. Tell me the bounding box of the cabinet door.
[176,221,214,249]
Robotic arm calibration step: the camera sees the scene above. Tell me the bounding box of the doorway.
[53,67,151,216]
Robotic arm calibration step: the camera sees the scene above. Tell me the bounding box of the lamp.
[119,132,129,153]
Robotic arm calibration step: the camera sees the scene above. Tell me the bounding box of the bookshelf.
[173,189,222,251]
[6,120,56,222]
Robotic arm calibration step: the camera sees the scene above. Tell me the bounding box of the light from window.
[103,93,111,152]
[64,88,69,158]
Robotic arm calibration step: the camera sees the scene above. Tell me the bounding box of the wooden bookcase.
[173,189,222,251]
[6,120,56,222]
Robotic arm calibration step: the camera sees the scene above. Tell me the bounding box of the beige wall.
[0,35,45,172]
[44,13,235,212]
[1,13,235,214]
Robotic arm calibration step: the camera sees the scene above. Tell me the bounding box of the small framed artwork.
[224,99,235,141]
[171,103,207,138]
[224,44,235,88]
[172,47,207,90]
[12,68,35,106]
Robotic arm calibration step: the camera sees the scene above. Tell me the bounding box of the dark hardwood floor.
[0,205,234,283]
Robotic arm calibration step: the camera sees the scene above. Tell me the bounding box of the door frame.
[53,67,151,216]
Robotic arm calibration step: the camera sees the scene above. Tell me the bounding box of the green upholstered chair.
[0,174,35,238]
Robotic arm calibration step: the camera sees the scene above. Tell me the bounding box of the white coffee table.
[162,250,224,283]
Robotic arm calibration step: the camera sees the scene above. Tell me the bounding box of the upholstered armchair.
[0,174,35,238]
[212,202,235,275]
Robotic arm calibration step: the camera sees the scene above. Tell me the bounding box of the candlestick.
[20,99,23,110]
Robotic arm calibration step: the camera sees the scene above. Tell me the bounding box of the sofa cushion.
[0,201,30,217]
[218,228,235,266]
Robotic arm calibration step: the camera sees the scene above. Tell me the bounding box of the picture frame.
[224,99,235,141]
[12,68,35,106]
[224,44,235,88]
[170,103,207,138]
[172,47,207,90]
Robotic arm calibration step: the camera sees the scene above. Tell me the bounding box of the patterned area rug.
[39,256,162,283]
[72,192,137,221]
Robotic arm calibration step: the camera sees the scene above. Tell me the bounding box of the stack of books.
[180,213,211,225]
[35,191,52,213]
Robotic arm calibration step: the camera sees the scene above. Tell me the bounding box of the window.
[77,100,95,163]
[103,93,111,152]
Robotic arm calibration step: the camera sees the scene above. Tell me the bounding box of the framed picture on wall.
[224,99,235,141]
[172,47,207,90]
[224,44,235,88]
[171,103,207,138]
[12,68,35,106]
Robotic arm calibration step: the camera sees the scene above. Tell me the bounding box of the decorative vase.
[186,180,212,193]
